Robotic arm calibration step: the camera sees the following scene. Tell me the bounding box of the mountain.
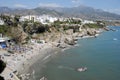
[0,6,120,20]
[48,5,120,20]
[0,7,62,16]
[33,7,63,16]
[0,7,14,13]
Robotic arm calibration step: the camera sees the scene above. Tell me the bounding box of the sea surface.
[28,26,120,80]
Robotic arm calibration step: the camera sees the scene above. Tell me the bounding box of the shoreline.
[0,28,103,80]
[19,34,101,80]
[1,43,61,80]
[18,45,61,74]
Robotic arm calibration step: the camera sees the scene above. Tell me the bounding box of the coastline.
[19,32,102,80]
[0,28,103,80]
[18,45,61,75]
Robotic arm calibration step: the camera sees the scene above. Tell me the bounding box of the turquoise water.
[30,26,120,80]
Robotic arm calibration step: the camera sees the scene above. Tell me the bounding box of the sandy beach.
[0,42,60,80]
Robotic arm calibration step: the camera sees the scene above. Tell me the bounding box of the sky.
[0,0,120,14]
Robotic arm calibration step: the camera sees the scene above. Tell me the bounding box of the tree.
[0,14,21,27]
[0,14,13,26]
[13,15,20,27]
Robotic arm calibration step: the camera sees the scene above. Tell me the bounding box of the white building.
[35,15,58,24]
[82,20,96,24]
[20,15,37,21]
[20,15,58,24]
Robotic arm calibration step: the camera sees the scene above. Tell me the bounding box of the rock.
[32,33,39,39]
[64,38,76,45]
[65,29,73,35]
[103,27,110,31]
[87,30,96,36]
[56,42,68,49]
[10,25,28,44]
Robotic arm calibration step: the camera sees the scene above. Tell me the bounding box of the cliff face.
[10,25,28,44]
[32,26,102,49]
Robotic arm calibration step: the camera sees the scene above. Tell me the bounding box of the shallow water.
[29,26,120,80]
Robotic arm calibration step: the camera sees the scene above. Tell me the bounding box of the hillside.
[0,6,120,20]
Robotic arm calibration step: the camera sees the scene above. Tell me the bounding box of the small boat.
[77,67,87,72]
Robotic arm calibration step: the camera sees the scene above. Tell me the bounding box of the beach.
[0,28,102,80]
[0,42,61,80]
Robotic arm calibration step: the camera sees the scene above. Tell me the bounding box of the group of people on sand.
[0,44,33,55]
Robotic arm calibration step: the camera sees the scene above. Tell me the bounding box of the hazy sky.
[0,0,120,14]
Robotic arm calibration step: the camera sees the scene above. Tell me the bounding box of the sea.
[28,26,120,80]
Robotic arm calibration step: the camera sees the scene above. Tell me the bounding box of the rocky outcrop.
[10,25,28,44]
[103,27,110,31]
[85,28,102,36]
[56,43,68,49]
[64,38,76,45]
[87,30,96,36]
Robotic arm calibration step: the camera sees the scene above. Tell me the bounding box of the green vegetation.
[83,23,105,28]
[68,18,81,24]
[0,25,11,35]
[0,14,105,44]
[0,14,20,27]
[53,18,81,32]
[22,21,46,35]
[0,14,49,43]
[54,18,81,25]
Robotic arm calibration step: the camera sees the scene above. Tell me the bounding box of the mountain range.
[0,6,120,20]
